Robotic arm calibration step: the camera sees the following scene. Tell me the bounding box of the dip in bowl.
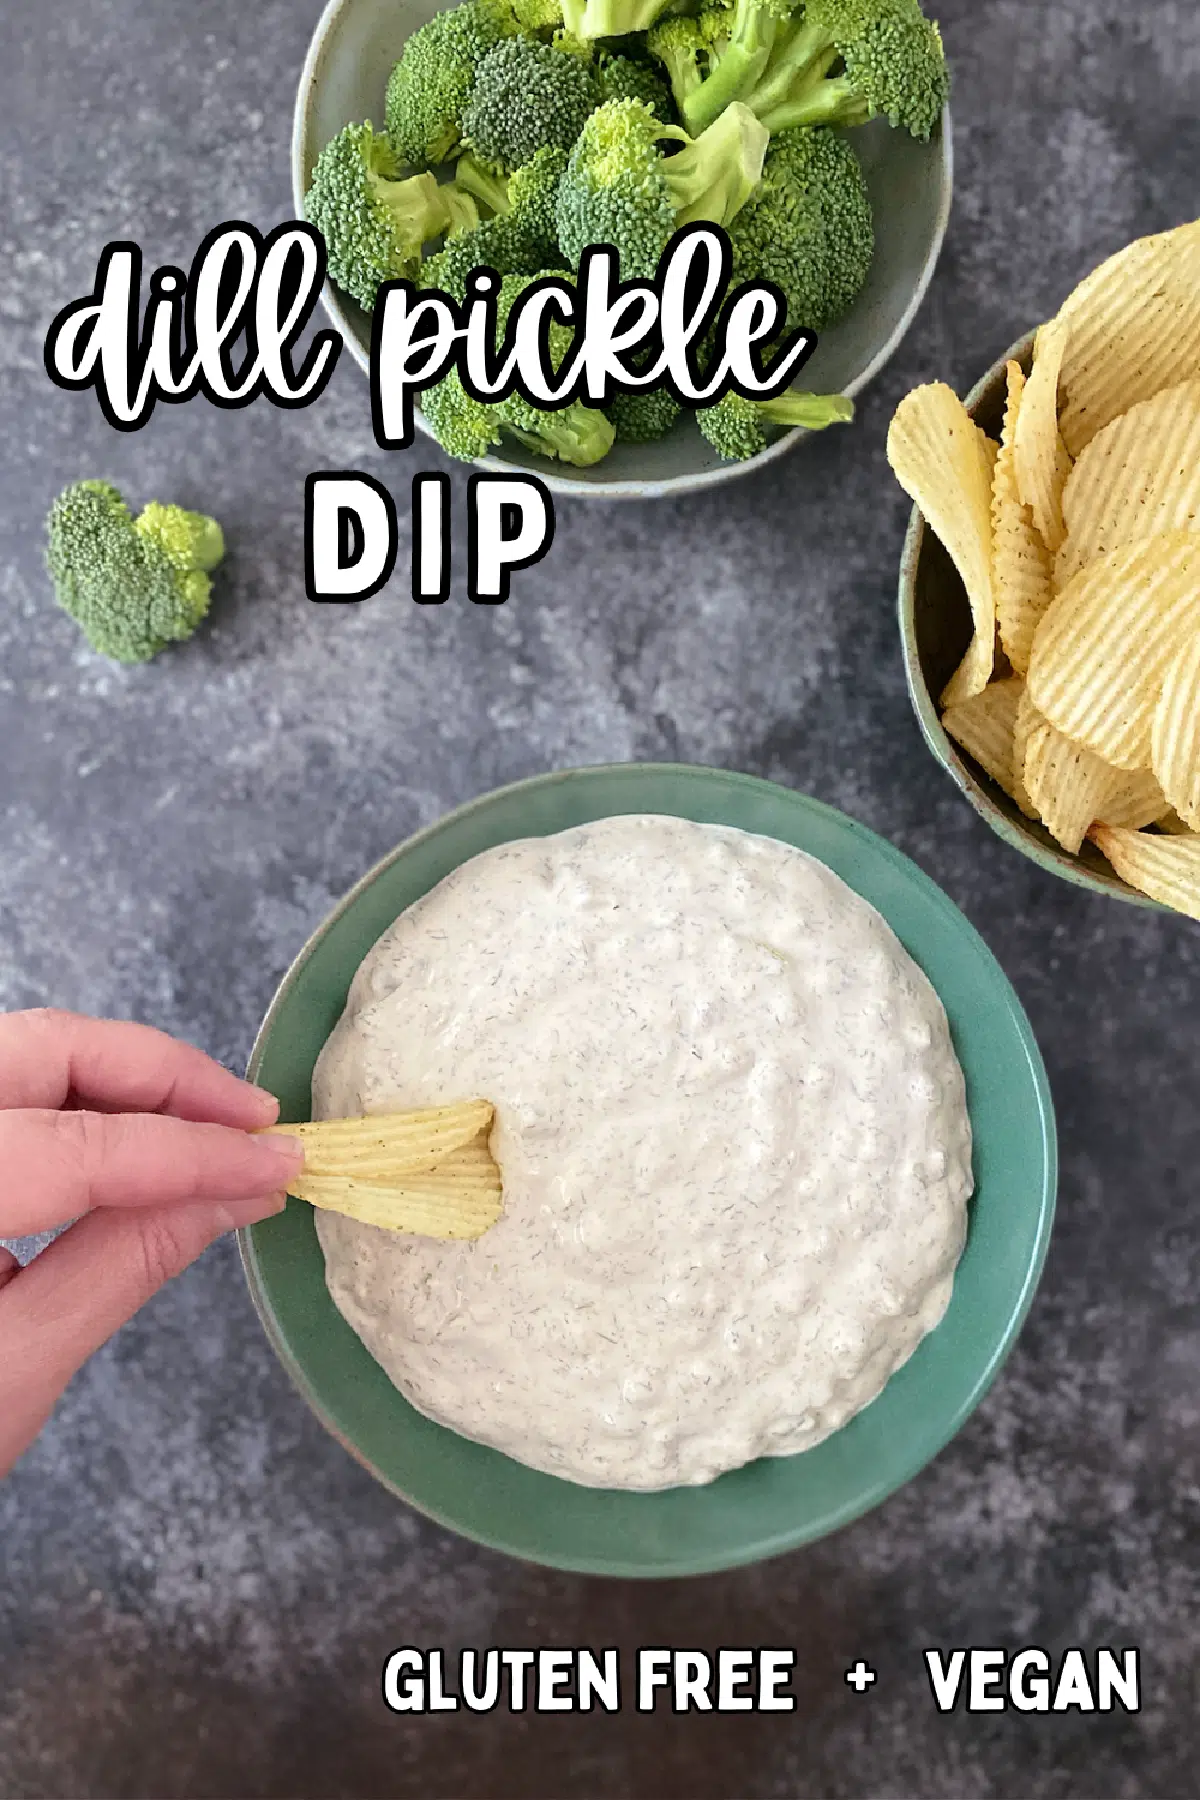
[241,763,1055,1575]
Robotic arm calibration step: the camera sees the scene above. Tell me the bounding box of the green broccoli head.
[673,0,792,135]
[46,481,224,663]
[462,37,600,173]
[607,385,683,443]
[384,0,517,167]
[596,49,677,122]
[733,0,949,140]
[421,272,615,467]
[556,96,768,281]
[728,125,873,332]
[424,146,569,297]
[696,387,853,459]
[304,122,459,311]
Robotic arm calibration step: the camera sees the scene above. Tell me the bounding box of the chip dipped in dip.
[312,816,972,1491]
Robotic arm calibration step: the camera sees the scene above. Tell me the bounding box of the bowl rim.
[896,331,1164,911]
[239,760,1058,1575]
[291,0,955,499]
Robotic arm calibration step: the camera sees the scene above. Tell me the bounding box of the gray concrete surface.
[1,1,1198,1795]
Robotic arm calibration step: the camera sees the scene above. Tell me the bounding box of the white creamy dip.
[313,816,972,1491]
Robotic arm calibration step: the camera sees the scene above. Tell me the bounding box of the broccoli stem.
[758,390,855,429]
[680,0,783,137]
[373,169,458,256]
[454,155,512,217]
[737,19,841,123]
[570,0,677,40]
[662,100,769,229]
[507,408,615,466]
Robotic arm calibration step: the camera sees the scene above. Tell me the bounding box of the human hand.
[0,1009,304,1477]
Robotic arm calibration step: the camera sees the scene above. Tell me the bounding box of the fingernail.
[225,1190,288,1228]
[244,1084,282,1122]
[255,1133,305,1177]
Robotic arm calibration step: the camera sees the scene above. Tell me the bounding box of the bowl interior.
[294,0,953,496]
[899,334,1161,907]
[241,764,1056,1577]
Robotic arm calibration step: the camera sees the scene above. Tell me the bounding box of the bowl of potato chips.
[894,219,1200,921]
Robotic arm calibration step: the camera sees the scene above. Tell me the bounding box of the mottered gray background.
[1,1,1198,1796]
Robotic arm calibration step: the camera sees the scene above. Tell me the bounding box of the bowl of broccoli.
[294,0,954,496]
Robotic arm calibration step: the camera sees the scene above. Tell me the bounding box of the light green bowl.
[293,0,954,497]
[240,763,1056,1576]
[898,333,1163,909]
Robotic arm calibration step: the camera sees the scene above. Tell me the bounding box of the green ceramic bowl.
[240,764,1055,1576]
[898,333,1162,910]
[293,0,953,498]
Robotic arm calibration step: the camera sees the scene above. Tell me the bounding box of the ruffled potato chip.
[1090,824,1200,922]
[1022,718,1124,854]
[261,1100,503,1238]
[1151,632,1200,832]
[1057,381,1200,588]
[1057,220,1200,456]
[1014,315,1073,555]
[993,361,1055,672]
[888,383,998,708]
[1027,532,1200,770]
[942,676,1035,815]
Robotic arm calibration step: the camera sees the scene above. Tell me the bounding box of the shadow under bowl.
[898,331,1163,910]
[293,0,954,498]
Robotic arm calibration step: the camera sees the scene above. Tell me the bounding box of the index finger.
[0,1010,279,1127]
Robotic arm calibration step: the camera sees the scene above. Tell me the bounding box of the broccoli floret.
[559,0,683,39]
[462,37,600,172]
[556,96,768,281]
[696,387,853,458]
[699,0,948,140]
[428,146,569,295]
[510,0,566,31]
[675,0,792,135]
[728,126,873,331]
[646,13,721,115]
[421,272,615,466]
[304,123,465,311]
[596,50,677,122]
[607,385,683,442]
[385,0,517,167]
[46,481,225,663]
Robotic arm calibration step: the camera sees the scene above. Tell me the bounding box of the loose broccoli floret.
[428,146,570,295]
[304,123,468,311]
[596,49,677,122]
[556,96,768,281]
[46,481,225,663]
[696,387,854,459]
[384,0,517,167]
[462,37,600,172]
[691,0,948,140]
[607,385,683,442]
[728,126,873,331]
[421,272,615,466]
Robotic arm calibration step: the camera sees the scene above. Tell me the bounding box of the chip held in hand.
[260,1100,503,1239]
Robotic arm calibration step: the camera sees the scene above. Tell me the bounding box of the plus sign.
[845,1660,877,1693]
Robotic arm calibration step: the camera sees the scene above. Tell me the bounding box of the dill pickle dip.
[312,815,973,1491]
